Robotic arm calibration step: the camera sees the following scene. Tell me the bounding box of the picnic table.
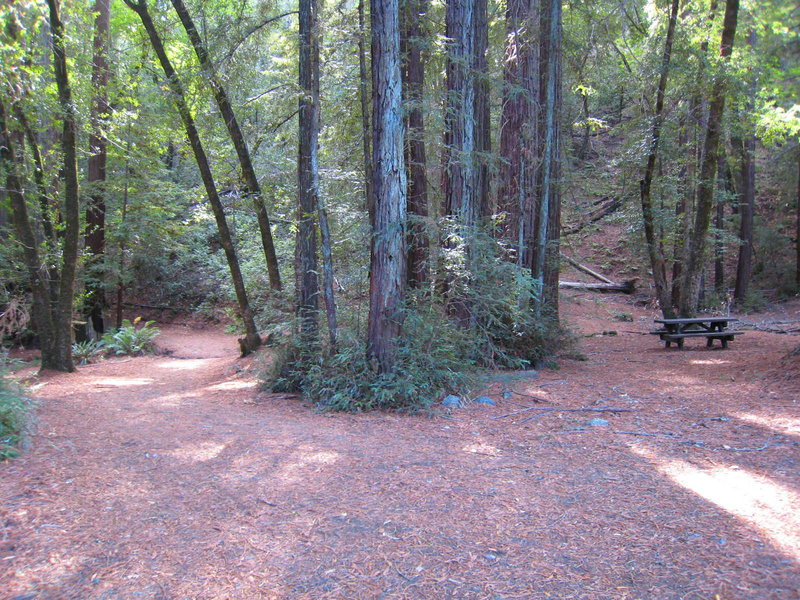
[651,316,743,349]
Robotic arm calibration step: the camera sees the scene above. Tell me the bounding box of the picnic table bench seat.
[651,316,743,349]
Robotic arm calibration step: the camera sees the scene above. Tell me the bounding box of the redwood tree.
[85,0,111,338]
[296,0,321,347]
[367,0,407,372]
[401,0,429,287]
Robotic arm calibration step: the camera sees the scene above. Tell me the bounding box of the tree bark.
[473,0,491,220]
[368,0,406,372]
[638,0,680,319]
[797,149,800,287]
[679,0,739,316]
[498,0,538,260]
[0,99,57,369]
[733,27,757,303]
[443,0,476,326]
[443,0,476,229]
[124,0,261,354]
[85,0,111,339]
[401,0,429,287]
[536,0,562,317]
[358,0,374,221]
[170,0,282,291]
[296,0,321,348]
[45,0,80,372]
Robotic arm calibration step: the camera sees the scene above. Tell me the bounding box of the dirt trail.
[1,298,799,600]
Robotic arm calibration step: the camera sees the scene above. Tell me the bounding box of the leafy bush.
[0,351,36,460]
[72,339,103,365]
[269,308,477,412]
[101,318,160,355]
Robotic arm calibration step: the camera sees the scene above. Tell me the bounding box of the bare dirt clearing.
[2,295,799,599]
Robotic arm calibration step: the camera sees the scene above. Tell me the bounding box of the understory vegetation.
[0,352,35,460]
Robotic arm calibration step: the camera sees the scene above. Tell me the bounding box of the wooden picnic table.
[651,316,743,349]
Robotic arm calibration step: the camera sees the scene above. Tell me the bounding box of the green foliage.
[101,318,160,356]
[0,351,35,460]
[268,311,476,412]
[71,339,103,365]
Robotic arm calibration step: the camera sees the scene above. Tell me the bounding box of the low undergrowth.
[0,351,36,460]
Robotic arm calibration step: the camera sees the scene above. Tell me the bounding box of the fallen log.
[563,196,622,236]
[561,254,614,284]
[559,280,636,294]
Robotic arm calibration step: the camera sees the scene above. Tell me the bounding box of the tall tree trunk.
[358,0,374,221]
[714,155,725,293]
[170,0,282,291]
[733,27,757,303]
[796,149,800,287]
[679,0,739,316]
[85,0,111,339]
[401,0,429,287]
[498,0,538,268]
[638,0,680,319]
[443,0,475,228]
[473,0,491,220]
[443,0,476,326]
[535,0,562,316]
[672,0,718,306]
[45,0,80,372]
[0,99,58,369]
[124,0,261,354]
[368,0,406,372]
[296,0,321,348]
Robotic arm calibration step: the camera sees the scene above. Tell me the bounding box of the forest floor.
[1,293,799,600]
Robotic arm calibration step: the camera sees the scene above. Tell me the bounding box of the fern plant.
[72,339,103,365]
[101,318,160,356]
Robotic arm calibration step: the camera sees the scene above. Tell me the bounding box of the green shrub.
[268,308,477,412]
[72,339,103,365]
[0,351,36,460]
[101,318,160,355]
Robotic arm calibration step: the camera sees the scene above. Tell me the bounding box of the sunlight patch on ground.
[735,412,800,438]
[463,441,501,456]
[153,359,216,371]
[90,377,154,387]
[208,380,259,391]
[634,446,800,561]
[168,441,227,462]
[689,359,731,366]
[272,447,340,485]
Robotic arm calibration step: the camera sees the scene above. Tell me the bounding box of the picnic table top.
[654,316,738,325]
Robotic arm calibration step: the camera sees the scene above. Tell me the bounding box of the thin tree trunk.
[358,0,374,221]
[679,0,739,316]
[536,0,562,316]
[296,0,321,348]
[85,0,111,338]
[170,0,282,291]
[673,0,718,306]
[638,0,680,319]
[401,0,429,287]
[15,108,57,246]
[124,0,261,353]
[796,149,800,287]
[714,155,725,293]
[733,27,756,303]
[46,0,80,372]
[368,0,406,372]
[473,0,491,220]
[116,136,132,330]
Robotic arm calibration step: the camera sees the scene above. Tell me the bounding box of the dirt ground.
[1,293,799,600]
